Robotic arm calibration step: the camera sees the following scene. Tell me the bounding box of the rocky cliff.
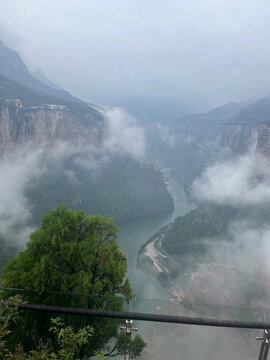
[255,123,270,156]
[153,98,270,196]
[0,103,104,155]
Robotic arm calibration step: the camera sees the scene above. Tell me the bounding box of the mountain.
[138,202,270,282]
[0,43,174,248]
[0,74,89,111]
[138,204,238,262]
[0,41,82,103]
[0,79,173,221]
[150,99,270,197]
[0,79,104,154]
[176,100,251,124]
[31,68,62,90]
[175,96,270,127]
[232,97,270,125]
[113,94,211,124]
[25,156,174,226]
[155,204,238,259]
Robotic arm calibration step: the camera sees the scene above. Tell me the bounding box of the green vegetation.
[139,202,270,275]
[161,204,238,258]
[1,206,146,358]
[25,156,173,226]
[0,239,18,275]
[160,202,270,261]
[0,297,95,359]
[139,204,239,266]
[0,155,173,275]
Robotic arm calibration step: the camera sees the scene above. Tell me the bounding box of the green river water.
[117,176,191,309]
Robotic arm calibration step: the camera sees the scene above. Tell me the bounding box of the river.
[117,176,192,310]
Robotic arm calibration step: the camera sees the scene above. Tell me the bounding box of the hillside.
[0,157,173,273]
[138,202,270,278]
[31,68,63,90]
[25,156,174,226]
[0,74,89,111]
[0,41,82,104]
[138,204,238,261]
[0,44,175,273]
[176,100,250,124]
[160,204,238,257]
[233,97,270,125]
[152,98,270,197]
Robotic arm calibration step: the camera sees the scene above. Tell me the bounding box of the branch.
[103,343,118,357]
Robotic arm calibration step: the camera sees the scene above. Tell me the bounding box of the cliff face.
[255,124,270,157]
[154,98,270,194]
[155,122,258,198]
[168,97,270,163]
[0,102,174,228]
[0,104,104,154]
[174,122,257,153]
[217,124,257,152]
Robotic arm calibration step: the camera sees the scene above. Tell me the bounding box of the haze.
[1,0,270,110]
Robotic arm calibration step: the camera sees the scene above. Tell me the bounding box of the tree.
[0,297,95,359]
[1,206,145,357]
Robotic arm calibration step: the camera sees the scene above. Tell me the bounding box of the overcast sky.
[1,0,270,108]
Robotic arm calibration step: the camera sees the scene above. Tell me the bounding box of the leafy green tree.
[107,332,146,359]
[0,298,95,359]
[0,295,23,358]
[1,206,145,357]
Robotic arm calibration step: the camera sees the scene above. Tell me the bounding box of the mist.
[2,2,270,358]
[1,1,270,109]
[0,106,146,247]
[139,152,270,359]
[189,150,270,269]
[193,152,270,206]
[0,148,44,246]
[102,107,146,160]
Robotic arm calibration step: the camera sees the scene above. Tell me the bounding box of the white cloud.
[0,147,44,245]
[156,124,176,147]
[102,107,146,160]
[192,153,270,206]
[0,106,146,246]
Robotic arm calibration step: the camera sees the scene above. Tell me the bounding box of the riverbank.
[117,173,192,306]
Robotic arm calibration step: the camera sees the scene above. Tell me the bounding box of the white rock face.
[0,104,104,155]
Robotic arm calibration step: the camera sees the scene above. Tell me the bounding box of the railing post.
[257,330,270,360]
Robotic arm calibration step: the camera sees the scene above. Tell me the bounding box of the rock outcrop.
[255,123,270,156]
[0,104,104,155]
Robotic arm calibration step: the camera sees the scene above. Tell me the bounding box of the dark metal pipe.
[10,303,270,330]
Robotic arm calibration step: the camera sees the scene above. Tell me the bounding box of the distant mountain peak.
[32,68,46,77]
[0,42,29,74]
[0,42,83,104]
[31,67,62,90]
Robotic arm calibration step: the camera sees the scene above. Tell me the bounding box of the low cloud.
[206,221,270,273]
[102,107,146,160]
[186,151,270,307]
[192,152,270,206]
[0,147,44,245]
[0,106,146,247]
[156,124,176,148]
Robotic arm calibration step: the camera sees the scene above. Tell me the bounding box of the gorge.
[2,39,270,360]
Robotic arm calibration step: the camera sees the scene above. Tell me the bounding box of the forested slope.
[26,156,174,226]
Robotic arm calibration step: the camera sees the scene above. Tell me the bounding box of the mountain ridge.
[0,41,83,104]
[31,68,63,90]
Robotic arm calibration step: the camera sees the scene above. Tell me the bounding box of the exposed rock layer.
[0,104,104,154]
